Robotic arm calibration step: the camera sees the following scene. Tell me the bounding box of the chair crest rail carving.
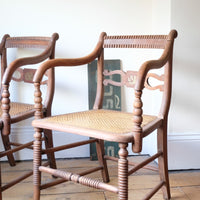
[5,37,51,49]
[103,35,168,49]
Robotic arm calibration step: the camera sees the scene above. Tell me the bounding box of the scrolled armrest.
[135,29,177,91]
[33,32,106,83]
[2,47,53,85]
[2,33,59,85]
[135,59,166,91]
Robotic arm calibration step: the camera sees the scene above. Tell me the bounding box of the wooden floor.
[1,156,200,199]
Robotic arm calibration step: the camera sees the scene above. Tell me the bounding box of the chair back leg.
[0,162,2,200]
[1,134,15,166]
[96,139,110,182]
[157,120,171,199]
[43,129,57,169]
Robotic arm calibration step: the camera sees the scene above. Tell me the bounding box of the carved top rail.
[103,69,164,91]
[5,37,52,49]
[103,35,168,49]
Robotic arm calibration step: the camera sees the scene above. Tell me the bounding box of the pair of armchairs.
[0,30,177,200]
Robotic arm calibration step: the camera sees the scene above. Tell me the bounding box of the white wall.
[152,0,171,33]
[170,0,200,134]
[143,0,171,157]
[145,0,200,170]
[168,0,200,169]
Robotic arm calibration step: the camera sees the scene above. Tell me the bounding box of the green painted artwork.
[88,60,121,160]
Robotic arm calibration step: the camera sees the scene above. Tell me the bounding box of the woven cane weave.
[36,109,156,134]
[0,102,34,117]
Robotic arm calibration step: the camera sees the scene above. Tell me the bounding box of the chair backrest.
[93,30,177,152]
[94,31,177,115]
[0,33,59,111]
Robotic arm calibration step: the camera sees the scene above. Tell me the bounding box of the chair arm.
[132,30,177,153]
[1,33,58,135]
[33,32,106,83]
[135,30,177,91]
[132,58,169,153]
[2,33,59,85]
[0,45,54,136]
[33,32,106,121]
[1,50,54,136]
[2,47,53,85]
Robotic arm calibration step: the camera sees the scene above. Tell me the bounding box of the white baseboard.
[168,132,200,170]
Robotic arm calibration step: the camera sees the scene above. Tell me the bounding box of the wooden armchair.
[32,30,177,200]
[0,33,59,198]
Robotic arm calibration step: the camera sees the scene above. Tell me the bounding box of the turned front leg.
[33,128,42,200]
[118,143,128,200]
[33,82,43,200]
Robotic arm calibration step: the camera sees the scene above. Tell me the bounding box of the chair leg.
[43,129,57,169]
[33,128,42,200]
[96,139,109,183]
[118,143,128,200]
[1,134,15,166]
[157,121,171,200]
[0,162,2,200]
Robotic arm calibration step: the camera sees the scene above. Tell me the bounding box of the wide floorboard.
[1,156,200,199]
